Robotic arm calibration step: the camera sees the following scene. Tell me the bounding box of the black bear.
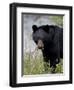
[32,25,63,73]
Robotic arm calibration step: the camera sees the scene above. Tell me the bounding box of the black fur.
[32,25,63,71]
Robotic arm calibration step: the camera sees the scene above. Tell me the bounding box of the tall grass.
[23,50,63,75]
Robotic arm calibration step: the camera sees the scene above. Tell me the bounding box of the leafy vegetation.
[23,50,63,75]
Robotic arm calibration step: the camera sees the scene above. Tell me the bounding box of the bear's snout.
[37,40,44,49]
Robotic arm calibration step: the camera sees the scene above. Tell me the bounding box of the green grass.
[23,51,63,75]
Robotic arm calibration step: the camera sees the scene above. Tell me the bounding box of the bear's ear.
[49,25,55,33]
[43,25,49,33]
[32,25,37,32]
[49,25,55,36]
[49,25,55,39]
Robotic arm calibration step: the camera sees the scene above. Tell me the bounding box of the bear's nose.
[37,40,44,49]
[38,46,43,49]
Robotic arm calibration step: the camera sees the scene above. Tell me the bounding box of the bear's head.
[32,25,55,49]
